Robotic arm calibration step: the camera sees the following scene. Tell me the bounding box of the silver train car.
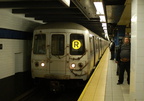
[31,22,109,81]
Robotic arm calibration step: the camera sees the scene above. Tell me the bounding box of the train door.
[95,37,99,65]
[99,39,102,56]
[89,35,95,68]
[49,33,67,75]
[92,36,96,66]
[97,38,100,59]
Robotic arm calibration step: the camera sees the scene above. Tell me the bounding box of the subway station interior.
[0,0,143,101]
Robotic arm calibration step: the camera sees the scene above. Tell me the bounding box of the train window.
[33,34,46,54]
[51,34,65,55]
[70,34,85,55]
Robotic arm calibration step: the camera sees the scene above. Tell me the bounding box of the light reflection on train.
[31,22,109,81]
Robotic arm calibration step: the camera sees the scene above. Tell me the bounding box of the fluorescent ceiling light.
[99,15,106,22]
[104,30,109,40]
[102,23,107,27]
[61,0,70,7]
[94,1,108,39]
[94,2,104,15]
[104,29,108,34]
[105,33,109,39]
[103,26,107,30]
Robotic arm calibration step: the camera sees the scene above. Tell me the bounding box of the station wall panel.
[0,33,32,79]
[0,9,42,79]
[0,28,32,40]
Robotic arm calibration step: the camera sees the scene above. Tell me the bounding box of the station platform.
[78,48,130,101]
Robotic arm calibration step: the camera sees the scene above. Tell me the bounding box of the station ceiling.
[0,0,131,38]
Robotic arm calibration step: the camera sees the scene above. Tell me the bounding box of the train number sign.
[72,40,81,49]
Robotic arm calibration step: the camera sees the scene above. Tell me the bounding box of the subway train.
[31,22,109,81]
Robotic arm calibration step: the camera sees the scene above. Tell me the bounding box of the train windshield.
[70,34,85,55]
[51,34,65,55]
[33,34,46,54]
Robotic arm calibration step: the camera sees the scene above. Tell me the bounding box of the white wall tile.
[136,90,144,99]
[136,65,144,74]
[136,31,144,39]
[137,57,144,65]
[131,0,144,100]
[137,40,144,48]
[136,73,144,83]
[0,39,31,79]
[136,83,144,91]
[138,0,144,5]
[137,22,144,31]
[0,9,40,79]
[137,13,144,21]
[138,4,144,13]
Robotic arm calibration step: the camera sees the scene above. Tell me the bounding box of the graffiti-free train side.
[31,22,109,81]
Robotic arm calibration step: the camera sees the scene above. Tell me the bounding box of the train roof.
[35,22,87,30]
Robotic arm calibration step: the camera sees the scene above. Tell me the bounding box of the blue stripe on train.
[0,28,33,40]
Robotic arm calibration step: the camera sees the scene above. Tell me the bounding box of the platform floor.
[105,53,130,101]
[78,48,130,101]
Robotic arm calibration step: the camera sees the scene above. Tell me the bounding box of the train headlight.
[70,63,76,69]
[72,63,76,68]
[41,62,45,67]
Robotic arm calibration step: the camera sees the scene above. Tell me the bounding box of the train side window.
[70,34,85,55]
[33,34,46,54]
[51,34,65,55]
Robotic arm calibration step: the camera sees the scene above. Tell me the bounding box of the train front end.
[31,29,89,81]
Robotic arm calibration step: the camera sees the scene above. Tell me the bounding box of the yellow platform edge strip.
[78,48,109,101]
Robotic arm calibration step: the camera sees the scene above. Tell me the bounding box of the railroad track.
[13,81,85,101]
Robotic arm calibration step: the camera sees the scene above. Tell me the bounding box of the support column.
[130,0,144,100]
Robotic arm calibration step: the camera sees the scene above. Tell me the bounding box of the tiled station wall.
[0,9,42,79]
